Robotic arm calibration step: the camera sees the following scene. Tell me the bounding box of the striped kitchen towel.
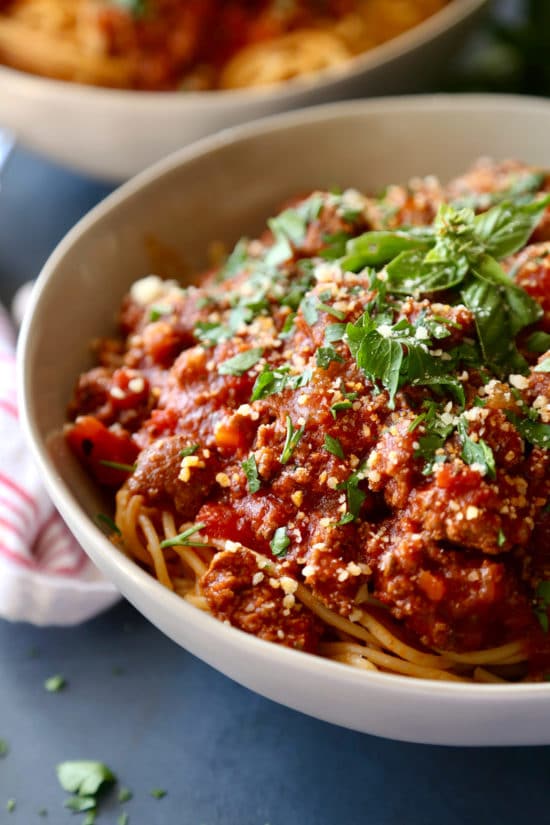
[0,294,119,625]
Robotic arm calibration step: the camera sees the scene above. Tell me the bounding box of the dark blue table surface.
[2,29,550,822]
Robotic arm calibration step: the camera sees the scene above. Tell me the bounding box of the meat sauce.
[67,159,550,674]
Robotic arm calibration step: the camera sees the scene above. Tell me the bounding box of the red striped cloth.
[0,298,118,625]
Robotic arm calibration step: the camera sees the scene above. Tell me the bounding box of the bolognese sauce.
[67,158,550,681]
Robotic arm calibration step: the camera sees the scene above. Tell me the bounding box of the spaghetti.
[0,0,449,91]
[67,158,550,682]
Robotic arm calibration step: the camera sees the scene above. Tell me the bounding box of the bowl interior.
[19,96,550,744]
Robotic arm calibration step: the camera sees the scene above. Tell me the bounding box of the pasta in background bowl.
[0,0,487,180]
[18,95,550,745]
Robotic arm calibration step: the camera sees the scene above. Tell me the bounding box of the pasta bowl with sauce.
[18,95,550,745]
[0,0,488,181]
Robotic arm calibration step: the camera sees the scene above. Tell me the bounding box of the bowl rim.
[0,0,487,107]
[18,92,550,703]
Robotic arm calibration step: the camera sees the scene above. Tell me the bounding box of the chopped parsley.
[323,434,345,460]
[498,529,506,547]
[280,416,306,465]
[0,739,8,758]
[64,796,96,812]
[149,304,172,322]
[118,814,129,825]
[179,444,199,457]
[330,400,354,418]
[6,799,15,813]
[44,674,66,693]
[242,455,261,493]
[160,523,210,549]
[506,411,550,448]
[150,789,167,799]
[56,761,115,797]
[316,346,344,370]
[250,365,311,402]
[270,527,290,557]
[118,788,133,803]
[336,464,367,521]
[534,581,550,633]
[98,460,137,474]
[95,513,121,536]
[218,347,263,376]
[457,418,496,479]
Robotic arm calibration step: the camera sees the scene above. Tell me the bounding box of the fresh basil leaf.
[319,231,352,260]
[218,347,263,376]
[242,455,261,493]
[385,249,464,295]
[462,276,530,374]
[324,323,347,343]
[270,527,290,557]
[526,331,550,353]
[473,196,550,259]
[341,230,432,272]
[56,762,115,797]
[323,434,345,459]
[507,412,550,448]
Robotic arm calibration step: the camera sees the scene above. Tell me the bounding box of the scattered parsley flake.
[534,581,550,633]
[280,416,306,465]
[270,527,290,558]
[64,796,96,812]
[316,346,344,370]
[118,814,129,825]
[457,418,496,480]
[179,444,199,457]
[160,523,209,549]
[95,513,121,536]
[98,460,136,473]
[56,761,116,797]
[0,739,8,757]
[44,674,66,693]
[330,400,353,418]
[242,455,261,494]
[218,347,263,376]
[118,787,133,803]
[316,301,346,320]
[7,799,15,812]
[149,304,171,322]
[497,529,506,548]
[323,434,345,460]
[150,789,167,800]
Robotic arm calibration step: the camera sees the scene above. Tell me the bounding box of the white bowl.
[18,94,550,746]
[0,0,488,181]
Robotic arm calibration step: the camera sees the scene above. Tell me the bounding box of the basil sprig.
[343,196,549,378]
[345,312,465,407]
